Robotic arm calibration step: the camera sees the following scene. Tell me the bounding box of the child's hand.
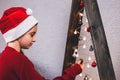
[76,59,84,70]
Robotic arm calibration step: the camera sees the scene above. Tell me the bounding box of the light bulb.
[83,36,87,41]
[88,57,92,61]
[72,53,76,58]
[74,48,78,52]
[87,63,90,68]
[72,52,79,58]
[86,18,88,22]
[83,44,86,48]
[89,78,92,80]
[79,12,83,16]
[74,30,78,34]
[79,73,83,77]
[76,53,79,57]
[84,27,87,32]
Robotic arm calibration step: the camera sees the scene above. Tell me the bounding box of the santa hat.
[0,7,38,43]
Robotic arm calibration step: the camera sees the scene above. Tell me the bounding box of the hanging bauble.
[85,27,91,32]
[84,75,89,80]
[79,58,83,64]
[89,45,94,51]
[86,27,91,32]
[91,61,97,67]
[79,2,84,7]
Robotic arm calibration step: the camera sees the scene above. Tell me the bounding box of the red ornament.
[91,61,97,67]
[80,2,84,7]
[86,27,91,32]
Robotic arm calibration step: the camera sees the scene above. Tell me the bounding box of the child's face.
[18,25,38,49]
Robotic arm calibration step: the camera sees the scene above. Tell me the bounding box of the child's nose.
[33,36,36,42]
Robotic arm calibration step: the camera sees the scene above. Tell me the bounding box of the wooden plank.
[62,0,83,71]
[83,0,116,80]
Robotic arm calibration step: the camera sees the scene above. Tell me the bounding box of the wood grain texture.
[83,0,116,80]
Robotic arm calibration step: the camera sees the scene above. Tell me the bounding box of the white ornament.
[26,8,32,15]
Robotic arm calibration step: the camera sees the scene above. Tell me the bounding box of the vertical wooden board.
[63,0,83,71]
[83,0,116,80]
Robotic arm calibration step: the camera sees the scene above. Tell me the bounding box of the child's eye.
[30,32,36,37]
[31,34,34,37]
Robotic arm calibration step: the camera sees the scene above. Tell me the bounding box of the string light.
[89,78,93,80]
[88,56,92,61]
[78,39,92,49]
[72,48,79,58]
[86,63,91,68]
[74,30,79,35]
[72,52,79,58]
[79,73,83,77]
[78,12,84,17]
[83,44,86,49]
[74,48,78,52]
[83,36,87,41]
[86,18,88,22]
[78,33,90,41]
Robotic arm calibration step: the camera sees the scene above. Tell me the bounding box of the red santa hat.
[0,7,38,43]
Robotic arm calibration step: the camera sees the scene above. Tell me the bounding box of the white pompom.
[26,8,32,15]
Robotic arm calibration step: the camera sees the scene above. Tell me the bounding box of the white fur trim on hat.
[3,16,38,43]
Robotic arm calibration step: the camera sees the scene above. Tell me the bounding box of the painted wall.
[0,0,72,79]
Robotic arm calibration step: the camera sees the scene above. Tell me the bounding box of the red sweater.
[0,46,82,80]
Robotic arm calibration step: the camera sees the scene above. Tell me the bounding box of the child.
[0,7,84,80]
